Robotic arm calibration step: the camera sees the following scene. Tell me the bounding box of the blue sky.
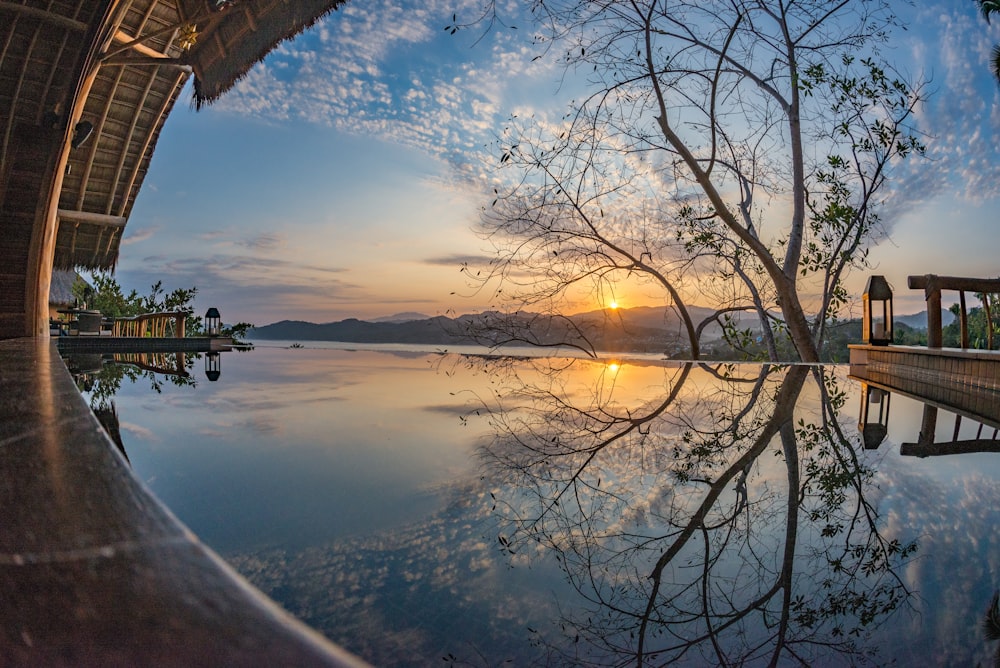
[115,0,1000,325]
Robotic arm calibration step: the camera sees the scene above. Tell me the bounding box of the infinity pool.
[64,345,1000,665]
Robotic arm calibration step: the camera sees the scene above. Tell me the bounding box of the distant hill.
[894,309,954,330]
[370,312,430,323]
[249,305,731,355]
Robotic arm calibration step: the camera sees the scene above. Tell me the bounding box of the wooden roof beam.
[112,29,172,59]
[101,3,235,62]
[101,54,191,69]
[58,209,127,228]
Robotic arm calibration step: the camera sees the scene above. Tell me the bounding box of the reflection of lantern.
[858,383,890,449]
[205,351,221,382]
[862,275,893,346]
[205,307,221,337]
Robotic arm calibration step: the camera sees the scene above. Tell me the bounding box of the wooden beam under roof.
[101,54,190,68]
[58,209,127,228]
[113,29,172,59]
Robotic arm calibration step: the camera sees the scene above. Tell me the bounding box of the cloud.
[886,4,1000,216]
[121,226,158,245]
[236,232,286,251]
[423,253,496,267]
[211,0,543,174]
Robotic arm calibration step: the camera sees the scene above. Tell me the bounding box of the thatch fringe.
[190,0,347,109]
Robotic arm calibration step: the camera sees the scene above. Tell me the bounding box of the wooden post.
[918,404,938,446]
[909,275,943,348]
[959,291,968,348]
[927,277,941,348]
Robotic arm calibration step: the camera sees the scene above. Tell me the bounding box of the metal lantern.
[204,307,221,337]
[858,383,890,450]
[205,351,221,382]
[862,275,893,346]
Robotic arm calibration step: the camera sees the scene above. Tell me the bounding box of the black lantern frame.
[204,307,221,337]
[205,351,221,382]
[862,275,893,346]
[858,383,891,449]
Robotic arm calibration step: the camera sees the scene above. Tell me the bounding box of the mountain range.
[248,306,954,354]
[249,305,726,354]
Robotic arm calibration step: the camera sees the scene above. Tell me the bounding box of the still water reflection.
[65,346,1000,665]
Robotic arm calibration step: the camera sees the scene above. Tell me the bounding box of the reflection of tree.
[67,352,197,408]
[475,359,916,665]
[65,353,199,461]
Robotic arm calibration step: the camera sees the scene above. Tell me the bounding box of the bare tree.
[463,0,924,362]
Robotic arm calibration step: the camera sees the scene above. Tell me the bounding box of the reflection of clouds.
[869,457,1000,665]
[120,421,158,441]
[226,481,556,666]
[239,415,281,436]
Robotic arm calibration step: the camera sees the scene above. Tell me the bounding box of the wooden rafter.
[0,2,88,31]
[1,24,40,183]
[103,225,119,260]
[37,32,71,125]
[113,29,172,59]
[117,68,187,217]
[243,5,257,32]
[75,63,127,210]
[91,227,105,266]
[69,223,79,257]
[100,54,190,68]
[106,64,160,215]
[100,2,234,62]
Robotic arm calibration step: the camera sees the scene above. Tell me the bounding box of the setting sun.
[608,301,619,310]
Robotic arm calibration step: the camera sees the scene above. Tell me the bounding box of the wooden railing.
[908,275,1000,349]
[111,311,189,338]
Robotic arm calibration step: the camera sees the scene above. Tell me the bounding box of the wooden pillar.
[917,404,938,446]
[924,275,942,349]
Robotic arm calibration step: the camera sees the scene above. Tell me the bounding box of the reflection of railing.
[112,311,188,338]
[900,403,1000,457]
[113,351,188,378]
[857,378,1000,457]
[908,275,1000,348]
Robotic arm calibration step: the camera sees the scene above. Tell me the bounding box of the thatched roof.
[2,0,346,273]
[188,0,348,107]
[49,269,84,306]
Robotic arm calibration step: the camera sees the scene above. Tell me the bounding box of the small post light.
[205,307,221,337]
[858,383,891,449]
[205,351,221,382]
[862,275,893,346]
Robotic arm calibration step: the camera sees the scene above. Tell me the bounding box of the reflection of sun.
[607,362,620,373]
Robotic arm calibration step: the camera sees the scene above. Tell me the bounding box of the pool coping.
[0,337,367,666]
